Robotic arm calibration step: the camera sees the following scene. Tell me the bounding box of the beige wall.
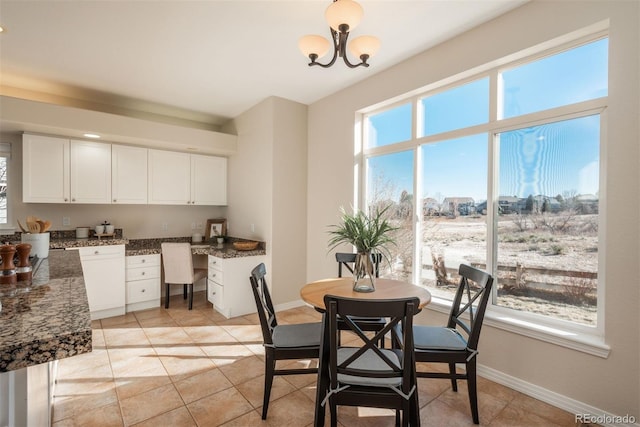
[2,131,226,239]
[225,97,307,306]
[306,0,639,418]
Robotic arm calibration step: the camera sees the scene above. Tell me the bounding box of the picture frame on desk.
[205,218,227,240]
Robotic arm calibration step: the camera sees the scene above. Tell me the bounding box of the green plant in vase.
[328,205,397,292]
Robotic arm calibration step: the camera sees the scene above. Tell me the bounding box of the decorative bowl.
[233,241,259,251]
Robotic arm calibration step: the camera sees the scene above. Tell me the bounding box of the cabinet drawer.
[126,265,160,281]
[208,256,223,271]
[79,245,125,258]
[126,254,160,267]
[208,268,223,286]
[208,282,224,309]
[127,278,160,304]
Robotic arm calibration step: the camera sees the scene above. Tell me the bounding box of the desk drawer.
[127,278,160,304]
[126,265,160,281]
[126,254,160,268]
[208,269,223,286]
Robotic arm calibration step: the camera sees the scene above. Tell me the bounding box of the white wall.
[306,0,639,419]
[225,96,308,305]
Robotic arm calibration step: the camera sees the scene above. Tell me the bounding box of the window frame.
[358,30,609,357]
[0,143,12,232]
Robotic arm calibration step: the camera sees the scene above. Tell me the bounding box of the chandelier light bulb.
[325,0,363,32]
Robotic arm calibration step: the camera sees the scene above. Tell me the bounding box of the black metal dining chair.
[316,295,421,427]
[250,263,322,420]
[335,252,387,347]
[412,263,494,424]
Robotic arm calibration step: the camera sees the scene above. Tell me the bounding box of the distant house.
[441,197,475,215]
[422,197,440,216]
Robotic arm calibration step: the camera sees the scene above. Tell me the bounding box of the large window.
[361,36,607,331]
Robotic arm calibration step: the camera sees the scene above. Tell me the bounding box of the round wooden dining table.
[300,277,431,311]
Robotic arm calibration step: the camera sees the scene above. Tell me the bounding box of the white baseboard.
[274,299,307,312]
[478,364,639,427]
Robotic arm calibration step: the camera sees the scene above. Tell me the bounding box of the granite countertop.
[125,237,267,258]
[0,250,92,372]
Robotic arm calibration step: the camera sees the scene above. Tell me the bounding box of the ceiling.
[0,0,527,130]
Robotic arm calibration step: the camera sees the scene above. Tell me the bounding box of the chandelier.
[298,0,380,68]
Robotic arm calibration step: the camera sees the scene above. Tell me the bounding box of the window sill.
[425,297,610,358]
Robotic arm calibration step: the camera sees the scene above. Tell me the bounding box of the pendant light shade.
[299,35,331,59]
[325,0,363,32]
[349,35,380,60]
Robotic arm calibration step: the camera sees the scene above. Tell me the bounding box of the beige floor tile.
[219,409,269,426]
[71,402,123,427]
[111,353,171,400]
[137,314,179,328]
[217,316,255,327]
[437,385,509,424]
[174,367,234,404]
[201,342,257,367]
[143,326,194,345]
[221,323,264,343]
[156,343,216,382]
[334,406,398,427]
[489,404,564,427]
[235,374,297,409]
[130,406,197,427]
[120,383,184,426]
[101,313,139,328]
[419,398,477,426]
[103,326,151,348]
[133,307,170,321]
[182,324,238,344]
[188,387,254,426]
[56,348,112,379]
[415,376,450,407]
[508,392,577,426]
[171,309,213,327]
[260,389,316,427]
[52,380,119,422]
[218,355,266,385]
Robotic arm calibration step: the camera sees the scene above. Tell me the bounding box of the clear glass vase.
[353,252,376,292]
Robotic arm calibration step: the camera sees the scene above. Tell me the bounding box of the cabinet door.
[148,149,191,205]
[191,154,227,205]
[70,140,112,203]
[22,134,70,203]
[112,145,148,204]
[78,246,125,315]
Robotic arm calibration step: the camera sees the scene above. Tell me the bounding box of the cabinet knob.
[141,271,145,275]
[94,250,99,255]
[212,273,216,277]
[141,259,146,263]
[64,198,69,202]
[113,199,117,202]
[72,198,76,202]
[141,288,146,293]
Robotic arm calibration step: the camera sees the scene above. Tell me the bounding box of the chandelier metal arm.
[308,26,369,68]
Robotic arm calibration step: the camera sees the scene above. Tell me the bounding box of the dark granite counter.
[125,237,266,258]
[0,250,92,372]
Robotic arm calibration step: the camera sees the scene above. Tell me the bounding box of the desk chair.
[335,252,387,347]
[250,263,321,419]
[412,264,493,424]
[161,242,207,310]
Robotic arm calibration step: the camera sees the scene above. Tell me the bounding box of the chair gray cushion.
[336,347,402,388]
[272,322,322,348]
[414,326,468,350]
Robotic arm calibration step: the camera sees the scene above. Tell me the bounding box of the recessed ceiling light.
[83,133,101,139]
[0,26,4,33]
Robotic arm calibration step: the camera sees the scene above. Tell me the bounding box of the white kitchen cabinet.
[77,245,126,320]
[148,149,227,205]
[125,254,161,312]
[207,254,265,318]
[23,134,112,204]
[70,139,112,203]
[112,144,148,204]
[191,154,227,205]
[148,149,191,204]
[23,134,70,203]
